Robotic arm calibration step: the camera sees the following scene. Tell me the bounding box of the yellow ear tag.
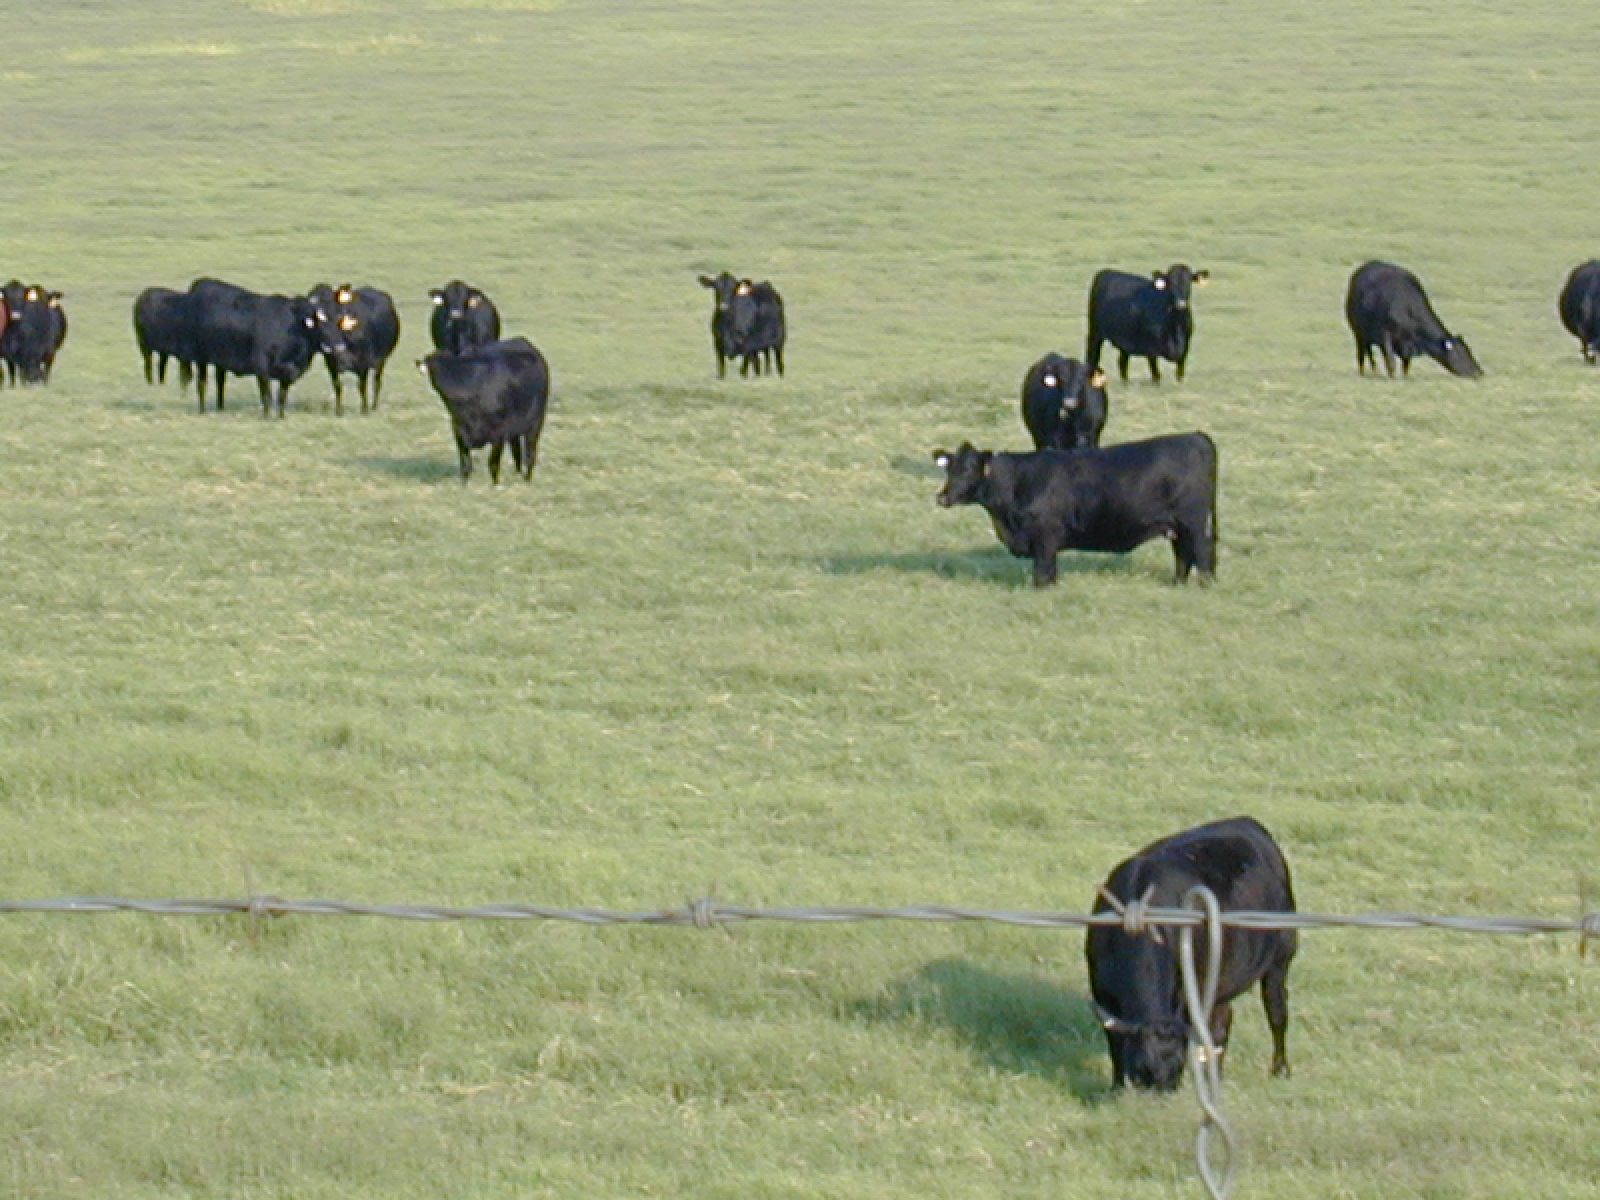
[735,283,752,295]
[1090,369,1106,387]
[339,315,358,331]
[337,288,353,304]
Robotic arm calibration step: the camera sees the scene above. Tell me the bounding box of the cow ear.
[47,292,62,307]
[1089,368,1107,387]
[336,287,354,304]
[933,450,949,468]
[467,295,481,308]
[698,275,715,287]
[1194,269,1210,286]
[429,291,443,305]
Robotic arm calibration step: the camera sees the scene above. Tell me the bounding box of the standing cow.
[429,280,501,355]
[698,272,786,377]
[2,282,68,385]
[187,277,343,416]
[1345,261,1482,377]
[933,435,1217,587]
[1020,353,1108,451]
[307,283,401,414]
[1086,264,1207,383]
[1558,260,1600,364]
[1086,816,1298,1092]
[133,286,195,387]
[419,336,551,485]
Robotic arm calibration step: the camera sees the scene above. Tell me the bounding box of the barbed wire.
[3,890,1595,1200]
[1,894,1596,941]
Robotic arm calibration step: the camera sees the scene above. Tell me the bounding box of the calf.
[133,286,195,387]
[932,435,1217,587]
[1558,260,1600,364]
[1020,353,1107,451]
[187,277,342,416]
[308,283,401,414]
[2,282,68,385]
[698,273,785,377]
[1086,264,1207,383]
[429,280,501,355]
[418,336,550,484]
[1345,261,1482,377]
[1085,816,1298,1092]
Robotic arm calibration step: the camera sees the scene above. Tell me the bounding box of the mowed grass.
[0,1,1597,1196]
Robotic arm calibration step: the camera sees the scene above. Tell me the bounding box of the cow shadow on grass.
[342,455,460,483]
[849,958,1111,1102]
[821,547,1137,588]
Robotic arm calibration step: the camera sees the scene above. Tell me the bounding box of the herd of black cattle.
[3,257,1599,556]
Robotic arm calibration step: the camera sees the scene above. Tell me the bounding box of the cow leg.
[510,438,524,476]
[215,370,227,411]
[1379,335,1396,377]
[325,356,343,416]
[179,361,193,392]
[1147,356,1162,383]
[358,370,371,414]
[195,363,208,411]
[1261,964,1291,1078]
[1400,353,1412,376]
[142,352,154,384]
[775,346,785,376]
[456,436,472,482]
[276,380,289,419]
[1206,1002,1235,1076]
[1175,352,1187,382]
[716,351,726,379]
[1031,550,1059,587]
[1117,349,1131,383]
[371,362,385,411]
[487,441,504,485]
[258,377,273,417]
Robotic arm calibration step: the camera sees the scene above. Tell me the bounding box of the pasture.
[1,0,1597,1196]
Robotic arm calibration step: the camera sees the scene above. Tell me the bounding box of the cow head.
[1153,264,1208,312]
[301,290,353,368]
[697,272,741,314]
[1431,333,1483,378]
[933,442,991,506]
[1094,999,1190,1092]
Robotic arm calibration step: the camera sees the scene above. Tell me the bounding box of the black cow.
[418,336,550,484]
[187,277,342,417]
[933,435,1217,587]
[1086,264,1207,383]
[429,280,501,355]
[1345,261,1482,377]
[1020,353,1108,451]
[1558,260,1600,364]
[698,273,785,377]
[1085,816,1298,1092]
[2,282,68,385]
[307,283,401,414]
[133,286,195,387]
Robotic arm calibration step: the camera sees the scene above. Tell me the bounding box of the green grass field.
[1,1,1597,1196]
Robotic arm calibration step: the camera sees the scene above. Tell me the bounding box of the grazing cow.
[1020,353,1108,451]
[932,435,1217,587]
[133,286,195,387]
[1085,816,1298,1092]
[1558,260,1600,364]
[307,283,401,414]
[1,282,68,385]
[429,280,501,355]
[418,337,550,484]
[698,273,786,377]
[1086,264,1208,383]
[187,277,342,417]
[1345,261,1482,377]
